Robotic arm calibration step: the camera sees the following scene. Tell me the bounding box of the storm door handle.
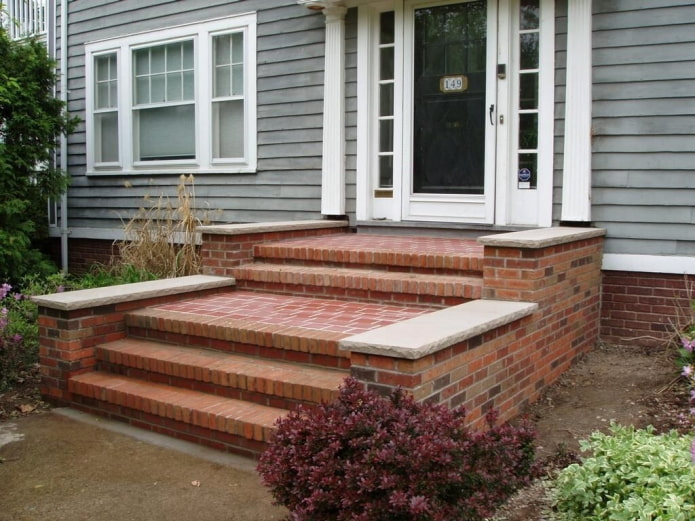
[489,104,495,125]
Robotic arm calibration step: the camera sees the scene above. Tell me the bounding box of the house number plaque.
[439,75,468,93]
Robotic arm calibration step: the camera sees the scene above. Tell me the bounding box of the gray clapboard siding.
[591,0,695,259]
[57,0,329,231]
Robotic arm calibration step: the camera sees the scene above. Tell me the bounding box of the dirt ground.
[0,342,691,521]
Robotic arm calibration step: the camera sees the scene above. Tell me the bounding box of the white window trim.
[85,13,257,176]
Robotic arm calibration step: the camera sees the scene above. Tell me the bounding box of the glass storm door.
[403,0,496,223]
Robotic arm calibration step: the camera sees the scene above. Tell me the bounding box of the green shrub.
[0,27,79,283]
[552,423,695,520]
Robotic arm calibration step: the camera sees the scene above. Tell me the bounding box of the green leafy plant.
[0,26,79,283]
[0,274,69,389]
[552,423,695,520]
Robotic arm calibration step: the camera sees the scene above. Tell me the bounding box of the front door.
[356,0,554,227]
[403,0,497,223]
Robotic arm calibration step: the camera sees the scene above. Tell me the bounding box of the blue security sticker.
[518,168,532,182]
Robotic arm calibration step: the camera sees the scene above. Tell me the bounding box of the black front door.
[412,1,487,195]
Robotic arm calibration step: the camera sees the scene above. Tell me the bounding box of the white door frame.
[355,0,556,227]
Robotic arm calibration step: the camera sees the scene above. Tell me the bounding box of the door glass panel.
[519,72,538,109]
[519,113,538,149]
[520,0,540,30]
[520,33,539,69]
[413,1,487,195]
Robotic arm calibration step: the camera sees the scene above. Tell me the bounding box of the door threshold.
[355,220,533,238]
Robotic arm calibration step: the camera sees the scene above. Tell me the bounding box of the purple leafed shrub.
[257,378,538,521]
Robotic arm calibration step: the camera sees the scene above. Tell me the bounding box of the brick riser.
[68,373,277,458]
[95,338,345,410]
[126,325,351,370]
[231,263,482,308]
[252,235,485,277]
[250,258,483,278]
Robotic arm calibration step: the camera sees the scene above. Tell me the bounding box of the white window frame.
[85,13,257,176]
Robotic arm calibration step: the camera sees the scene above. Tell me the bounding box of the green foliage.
[0,26,79,283]
[0,274,69,390]
[552,423,695,521]
[0,267,155,389]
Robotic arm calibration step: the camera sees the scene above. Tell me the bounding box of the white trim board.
[602,254,695,275]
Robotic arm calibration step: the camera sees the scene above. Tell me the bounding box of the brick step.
[231,263,482,307]
[68,371,287,457]
[253,234,484,276]
[125,290,431,370]
[96,337,347,409]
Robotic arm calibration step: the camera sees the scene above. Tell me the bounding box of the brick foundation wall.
[601,271,691,347]
[66,238,121,274]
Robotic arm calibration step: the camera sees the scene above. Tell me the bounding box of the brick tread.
[253,234,484,272]
[126,291,430,361]
[97,338,346,404]
[231,263,482,299]
[69,372,285,442]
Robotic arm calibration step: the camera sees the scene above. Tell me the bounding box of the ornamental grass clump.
[552,423,695,521]
[257,378,538,521]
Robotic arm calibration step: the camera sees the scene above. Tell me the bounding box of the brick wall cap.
[198,220,349,236]
[340,299,537,359]
[478,227,606,249]
[32,275,235,311]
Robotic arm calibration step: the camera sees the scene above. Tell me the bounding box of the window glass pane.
[135,49,149,75]
[520,0,540,30]
[166,43,182,70]
[151,73,165,103]
[519,113,538,149]
[215,65,231,98]
[379,155,393,188]
[97,82,110,109]
[96,55,110,81]
[213,100,244,158]
[231,32,243,63]
[380,11,394,45]
[135,76,149,104]
[519,72,538,110]
[183,70,195,100]
[232,64,244,96]
[182,40,194,69]
[96,112,119,163]
[520,33,539,69]
[167,72,182,101]
[136,105,195,160]
[150,46,165,74]
[379,119,393,152]
[518,153,537,188]
[379,83,393,117]
[109,81,118,107]
[215,35,231,66]
[380,47,394,80]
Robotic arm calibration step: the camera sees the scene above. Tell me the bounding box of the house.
[8,0,695,453]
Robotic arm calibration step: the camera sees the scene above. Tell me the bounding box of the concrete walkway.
[0,409,286,521]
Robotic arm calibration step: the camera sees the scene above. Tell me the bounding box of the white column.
[561,0,593,222]
[320,6,347,216]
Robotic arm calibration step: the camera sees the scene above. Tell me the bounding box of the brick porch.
[36,221,605,458]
